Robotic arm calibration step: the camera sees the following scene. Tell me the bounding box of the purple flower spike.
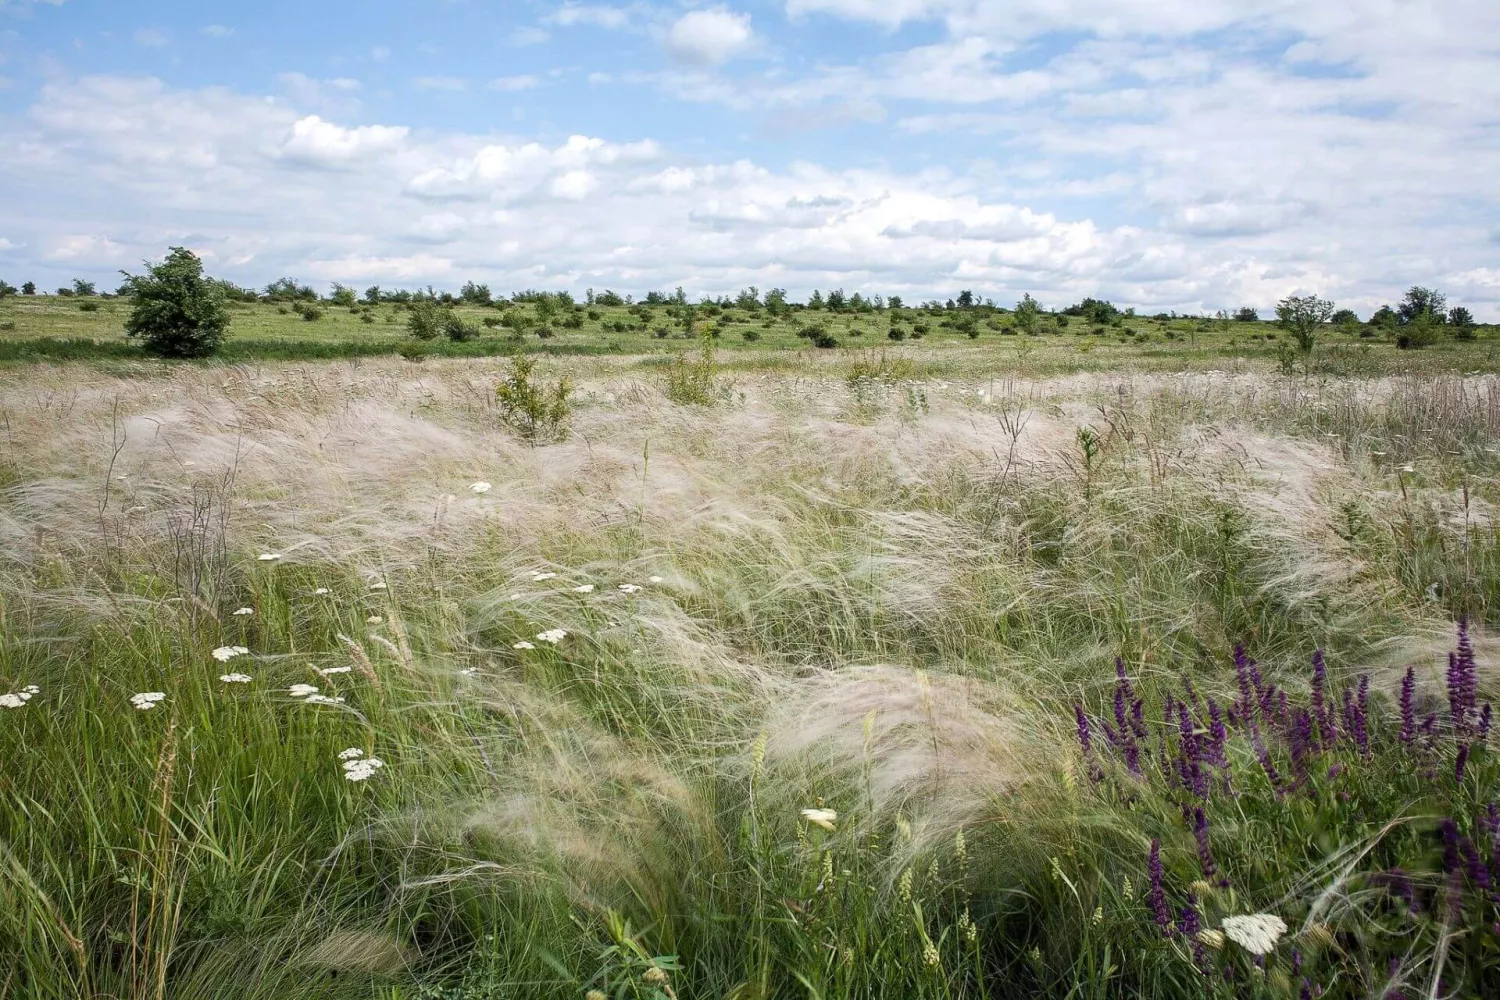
[1311,649,1331,742]
[1075,703,1093,756]
[1449,621,1479,737]
[1148,839,1171,934]
[1457,743,1471,784]
[1399,666,1416,746]
[1193,807,1223,884]
[1181,894,1207,971]
[1482,703,1493,741]
[1207,699,1228,767]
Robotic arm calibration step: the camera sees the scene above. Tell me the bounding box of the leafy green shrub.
[296,303,323,322]
[587,309,602,321]
[536,326,554,340]
[442,312,479,342]
[360,311,376,324]
[78,301,100,313]
[663,331,720,405]
[741,329,761,342]
[653,327,670,339]
[482,316,502,328]
[397,342,429,361]
[811,329,841,349]
[496,354,571,444]
[407,301,444,340]
[888,327,907,341]
[120,247,230,358]
[0,321,15,331]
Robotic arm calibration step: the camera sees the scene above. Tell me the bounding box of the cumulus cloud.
[203,24,233,38]
[667,7,754,65]
[278,115,408,167]
[0,68,1497,319]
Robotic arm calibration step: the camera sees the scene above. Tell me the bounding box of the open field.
[5,346,1500,998]
[3,294,1498,373]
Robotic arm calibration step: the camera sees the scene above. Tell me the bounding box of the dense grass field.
[3,293,1498,373]
[5,332,1500,997]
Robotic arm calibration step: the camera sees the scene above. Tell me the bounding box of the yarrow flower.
[648,575,664,584]
[1,685,40,709]
[470,481,492,494]
[1221,913,1287,955]
[342,755,385,782]
[212,645,249,662]
[305,694,346,705]
[531,572,557,582]
[618,583,642,594]
[316,665,353,676]
[800,808,837,832]
[218,673,253,684]
[130,692,166,711]
[535,629,568,644]
[232,607,254,616]
[572,584,595,594]
[338,747,365,760]
[314,587,331,595]
[288,684,319,698]
[512,641,536,650]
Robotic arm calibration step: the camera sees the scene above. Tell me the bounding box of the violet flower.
[1148,839,1171,934]
[1456,743,1471,784]
[1399,666,1415,746]
[1075,703,1093,756]
[1193,807,1224,885]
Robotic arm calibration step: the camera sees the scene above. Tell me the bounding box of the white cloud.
[2,72,1498,320]
[667,7,754,65]
[547,4,630,29]
[413,76,465,92]
[279,115,408,167]
[202,24,233,38]
[132,27,167,47]
[488,75,539,92]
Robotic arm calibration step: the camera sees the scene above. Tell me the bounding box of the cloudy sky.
[1,0,1496,317]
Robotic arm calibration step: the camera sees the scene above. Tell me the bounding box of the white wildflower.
[218,673,253,683]
[130,692,166,711]
[470,481,492,494]
[212,645,249,662]
[316,665,353,676]
[366,616,383,624]
[531,572,557,582]
[800,808,837,832]
[288,684,319,698]
[305,694,346,705]
[648,575,664,583]
[369,581,387,590]
[257,552,282,562]
[338,748,365,760]
[1220,913,1287,955]
[1,693,26,709]
[512,640,536,650]
[232,607,254,616]
[618,584,641,594]
[535,629,567,644]
[342,756,385,782]
[572,584,595,594]
[314,587,330,595]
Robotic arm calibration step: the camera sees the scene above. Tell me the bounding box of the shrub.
[811,330,841,349]
[406,301,445,340]
[328,283,357,307]
[296,303,324,322]
[56,287,74,297]
[664,331,720,406]
[1235,306,1259,322]
[71,278,96,296]
[740,329,761,342]
[1396,312,1442,350]
[1397,286,1447,326]
[443,313,479,342]
[21,281,36,295]
[397,342,429,361]
[1014,293,1041,336]
[482,316,503,329]
[79,301,100,313]
[120,247,231,358]
[1450,306,1477,340]
[496,354,571,444]
[535,326,554,340]
[1275,294,1335,355]
[888,327,907,342]
[360,311,376,324]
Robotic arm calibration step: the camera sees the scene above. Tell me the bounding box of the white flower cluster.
[0,684,40,709]
[212,645,249,662]
[316,665,352,676]
[340,749,386,782]
[572,584,595,594]
[618,584,642,594]
[232,607,254,617]
[218,673,253,684]
[288,684,320,698]
[535,629,568,644]
[257,552,282,562]
[512,640,536,650]
[1220,913,1287,955]
[130,692,166,711]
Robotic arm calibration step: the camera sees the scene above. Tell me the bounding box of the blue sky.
[1,0,1497,317]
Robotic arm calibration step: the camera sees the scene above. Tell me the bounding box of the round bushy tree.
[122,247,230,358]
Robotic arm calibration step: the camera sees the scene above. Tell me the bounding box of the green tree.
[363,285,383,305]
[807,290,825,310]
[1234,307,1259,322]
[1275,293,1335,355]
[1397,286,1447,325]
[459,281,492,306]
[0,279,16,298]
[957,289,975,309]
[764,288,789,316]
[21,281,36,295]
[887,294,903,310]
[1449,306,1476,340]
[735,286,761,310]
[121,247,231,358]
[407,300,445,340]
[1371,304,1397,329]
[1014,293,1041,336]
[328,283,357,307]
[72,278,96,296]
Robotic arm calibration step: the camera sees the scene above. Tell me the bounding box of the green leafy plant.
[496,353,571,444]
[1275,294,1335,355]
[663,330,720,405]
[120,246,231,358]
